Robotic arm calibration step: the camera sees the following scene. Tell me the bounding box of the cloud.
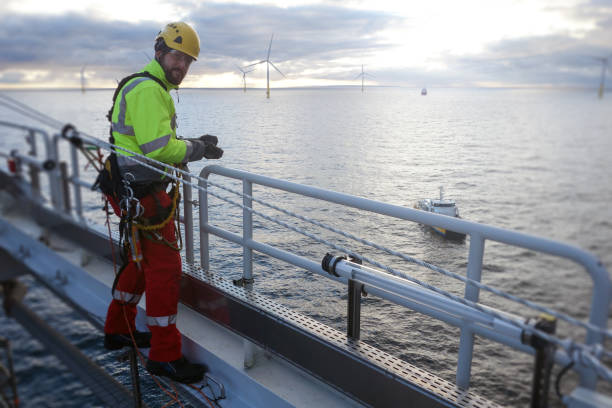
[0,3,399,85]
[0,1,610,87]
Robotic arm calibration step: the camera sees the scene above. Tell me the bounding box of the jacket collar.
[143,59,178,91]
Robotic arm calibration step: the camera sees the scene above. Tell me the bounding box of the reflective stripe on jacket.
[110,59,188,183]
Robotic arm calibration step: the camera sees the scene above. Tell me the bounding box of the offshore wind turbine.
[80,66,86,93]
[244,34,286,98]
[354,65,375,92]
[237,65,255,92]
[593,54,612,99]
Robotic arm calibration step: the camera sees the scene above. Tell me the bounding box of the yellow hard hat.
[156,22,200,60]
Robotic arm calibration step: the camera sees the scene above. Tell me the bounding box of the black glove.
[199,134,218,146]
[204,144,223,159]
[185,140,207,162]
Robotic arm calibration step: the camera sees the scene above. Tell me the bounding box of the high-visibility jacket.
[109,59,189,183]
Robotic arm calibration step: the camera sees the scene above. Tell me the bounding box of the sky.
[0,0,611,89]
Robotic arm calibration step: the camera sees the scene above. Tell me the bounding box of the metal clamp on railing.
[9,150,55,172]
[321,253,345,277]
[322,253,367,339]
[522,314,557,408]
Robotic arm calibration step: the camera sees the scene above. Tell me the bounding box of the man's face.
[157,49,194,85]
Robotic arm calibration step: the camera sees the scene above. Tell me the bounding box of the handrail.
[196,164,611,389]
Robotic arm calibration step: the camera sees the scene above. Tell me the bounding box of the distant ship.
[416,187,465,240]
[421,88,427,95]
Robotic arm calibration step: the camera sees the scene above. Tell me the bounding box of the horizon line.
[0,84,606,92]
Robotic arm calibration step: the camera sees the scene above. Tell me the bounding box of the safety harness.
[91,71,183,281]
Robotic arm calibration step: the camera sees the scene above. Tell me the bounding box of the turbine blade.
[267,34,274,60]
[353,73,364,80]
[243,61,266,69]
[364,73,376,78]
[269,61,285,77]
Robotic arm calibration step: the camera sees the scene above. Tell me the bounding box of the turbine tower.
[244,34,285,98]
[80,66,86,93]
[237,65,255,92]
[593,55,611,99]
[354,65,374,92]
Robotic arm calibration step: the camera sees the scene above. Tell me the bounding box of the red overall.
[104,190,182,362]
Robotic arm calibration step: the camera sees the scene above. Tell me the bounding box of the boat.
[1,102,611,407]
[421,87,427,95]
[416,187,466,240]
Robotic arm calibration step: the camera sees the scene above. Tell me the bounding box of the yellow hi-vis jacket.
[110,59,189,183]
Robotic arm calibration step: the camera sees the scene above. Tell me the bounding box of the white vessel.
[416,187,466,240]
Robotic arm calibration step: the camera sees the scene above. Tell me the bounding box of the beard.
[159,56,186,85]
[164,67,185,85]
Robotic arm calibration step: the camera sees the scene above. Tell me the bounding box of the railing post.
[456,233,485,389]
[69,142,83,219]
[26,130,41,197]
[59,162,71,214]
[199,174,210,271]
[347,279,364,339]
[49,134,64,211]
[183,170,194,264]
[242,179,256,368]
[242,179,253,284]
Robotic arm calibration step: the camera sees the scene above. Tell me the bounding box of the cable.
[555,361,574,400]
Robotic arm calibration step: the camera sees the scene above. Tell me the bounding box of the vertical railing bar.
[183,169,194,264]
[59,162,71,214]
[69,143,83,219]
[456,233,485,389]
[199,174,210,271]
[243,179,253,282]
[242,179,256,368]
[49,134,64,211]
[27,129,41,197]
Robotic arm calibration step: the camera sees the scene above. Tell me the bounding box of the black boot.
[146,356,207,384]
[104,331,152,350]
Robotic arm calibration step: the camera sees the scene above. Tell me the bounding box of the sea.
[0,86,611,407]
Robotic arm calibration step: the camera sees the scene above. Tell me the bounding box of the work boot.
[104,331,152,350]
[146,356,207,384]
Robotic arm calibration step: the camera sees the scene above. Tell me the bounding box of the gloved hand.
[183,138,223,162]
[199,134,218,146]
[184,140,207,162]
[203,144,223,159]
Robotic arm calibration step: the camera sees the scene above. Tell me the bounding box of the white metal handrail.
[195,165,611,389]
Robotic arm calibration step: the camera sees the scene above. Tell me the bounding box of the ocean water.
[1,87,611,407]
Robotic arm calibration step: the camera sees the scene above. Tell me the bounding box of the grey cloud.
[0,2,610,87]
[0,12,160,84]
[0,4,399,85]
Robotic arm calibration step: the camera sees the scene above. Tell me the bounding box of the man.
[102,22,222,384]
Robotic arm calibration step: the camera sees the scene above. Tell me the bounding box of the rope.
[133,179,181,231]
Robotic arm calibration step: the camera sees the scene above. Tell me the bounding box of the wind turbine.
[244,34,286,98]
[80,66,87,93]
[237,65,255,92]
[354,65,375,92]
[592,54,612,99]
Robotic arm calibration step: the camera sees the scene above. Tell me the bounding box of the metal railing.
[192,165,611,390]
[1,121,611,395]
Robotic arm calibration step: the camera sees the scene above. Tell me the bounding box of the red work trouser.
[104,190,182,362]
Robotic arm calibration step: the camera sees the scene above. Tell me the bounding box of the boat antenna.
[439,186,444,200]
